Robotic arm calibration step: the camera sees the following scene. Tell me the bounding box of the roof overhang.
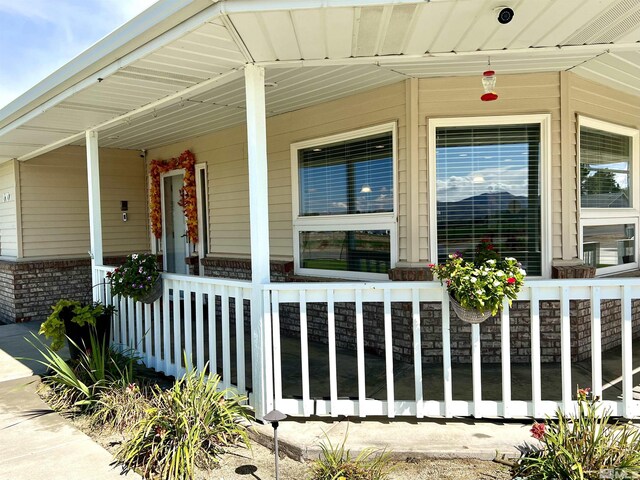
[0,0,639,162]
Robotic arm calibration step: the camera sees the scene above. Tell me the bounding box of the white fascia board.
[0,0,220,132]
[219,0,431,13]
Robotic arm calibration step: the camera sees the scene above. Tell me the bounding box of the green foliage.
[39,299,113,351]
[91,382,153,433]
[30,333,137,412]
[514,388,640,480]
[108,253,160,301]
[115,365,252,480]
[308,430,393,480]
[429,253,526,315]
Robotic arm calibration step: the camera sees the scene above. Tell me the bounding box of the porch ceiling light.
[481,70,498,102]
[361,184,372,193]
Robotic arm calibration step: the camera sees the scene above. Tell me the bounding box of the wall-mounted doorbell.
[121,200,128,222]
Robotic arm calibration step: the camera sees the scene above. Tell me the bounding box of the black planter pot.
[64,312,112,360]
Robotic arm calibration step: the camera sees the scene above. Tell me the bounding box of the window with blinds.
[580,126,631,209]
[298,132,393,216]
[435,123,542,276]
[293,126,396,279]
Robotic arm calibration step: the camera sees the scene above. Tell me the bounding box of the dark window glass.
[583,224,635,269]
[300,230,390,274]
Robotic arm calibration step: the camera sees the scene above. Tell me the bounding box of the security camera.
[495,7,514,24]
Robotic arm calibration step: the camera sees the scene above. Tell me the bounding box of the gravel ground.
[72,417,512,480]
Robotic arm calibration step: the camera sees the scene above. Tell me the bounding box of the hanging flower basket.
[449,294,492,324]
[137,276,163,304]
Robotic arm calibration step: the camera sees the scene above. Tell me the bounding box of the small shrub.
[30,333,138,412]
[115,365,252,480]
[309,430,393,480]
[91,382,153,433]
[513,387,640,480]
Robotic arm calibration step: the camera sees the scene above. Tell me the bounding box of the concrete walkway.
[0,322,140,480]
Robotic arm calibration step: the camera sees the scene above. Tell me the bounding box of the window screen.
[580,126,631,209]
[435,123,541,275]
[298,132,393,216]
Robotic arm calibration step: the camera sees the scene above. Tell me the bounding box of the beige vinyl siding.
[19,146,148,258]
[149,82,407,261]
[0,160,18,257]
[418,72,562,262]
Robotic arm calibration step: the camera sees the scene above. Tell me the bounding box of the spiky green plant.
[308,429,393,480]
[115,364,252,480]
[514,387,640,480]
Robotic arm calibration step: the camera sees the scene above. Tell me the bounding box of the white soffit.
[1,0,640,162]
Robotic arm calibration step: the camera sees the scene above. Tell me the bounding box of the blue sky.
[0,0,158,109]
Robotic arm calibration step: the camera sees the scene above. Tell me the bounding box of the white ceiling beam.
[253,42,640,68]
[17,68,244,161]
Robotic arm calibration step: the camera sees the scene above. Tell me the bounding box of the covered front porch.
[94,267,640,420]
[1,0,640,421]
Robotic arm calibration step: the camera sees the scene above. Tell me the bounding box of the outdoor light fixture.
[481,70,498,102]
[263,409,287,480]
[360,184,372,193]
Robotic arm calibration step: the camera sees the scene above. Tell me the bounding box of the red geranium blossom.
[507,277,516,284]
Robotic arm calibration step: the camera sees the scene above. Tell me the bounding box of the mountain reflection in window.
[436,124,541,276]
[299,133,393,216]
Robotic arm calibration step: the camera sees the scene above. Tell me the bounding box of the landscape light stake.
[263,409,287,480]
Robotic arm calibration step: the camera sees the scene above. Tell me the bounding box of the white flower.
[470,277,477,283]
[519,268,527,276]
[493,280,501,287]
[505,257,515,261]
[486,259,496,265]
[476,290,484,296]
[496,271,505,277]
[132,253,139,260]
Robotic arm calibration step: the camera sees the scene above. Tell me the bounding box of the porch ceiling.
[0,0,638,162]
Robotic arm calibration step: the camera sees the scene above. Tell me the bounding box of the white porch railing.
[94,266,640,420]
[94,267,252,399]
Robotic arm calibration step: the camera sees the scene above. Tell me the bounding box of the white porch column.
[86,130,104,299]
[245,64,272,419]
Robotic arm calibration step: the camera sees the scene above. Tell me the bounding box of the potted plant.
[107,253,162,304]
[39,299,115,358]
[429,245,526,324]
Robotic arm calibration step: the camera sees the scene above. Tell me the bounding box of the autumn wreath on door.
[149,150,198,244]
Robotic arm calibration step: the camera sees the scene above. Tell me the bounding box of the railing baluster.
[384,288,395,418]
[135,300,143,355]
[195,285,204,372]
[591,287,602,400]
[327,289,338,415]
[209,286,217,376]
[235,286,245,394]
[221,286,230,390]
[472,322,482,418]
[622,285,633,417]
[172,282,182,377]
[184,284,193,370]
[163,279,171,374]
[530,288,541,417]
[153,296,161,371]
[442,292,453,417]
[501,297,511,417]
[560,286,571,413]
[299,290,311,416]
[127,297,135,350]
[262,288,274,411]
[271,290,283,408]
[355,289,367,417]
[412,288,423,418]
[143,302,152,365]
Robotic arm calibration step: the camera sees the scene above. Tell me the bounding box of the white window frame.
[290,123,398,280]
[195,163,209,276]
[428,114,552,279]
[578,116,640,276]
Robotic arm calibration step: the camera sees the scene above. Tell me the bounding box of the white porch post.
[86,130,104,301]
[245,64,272,419]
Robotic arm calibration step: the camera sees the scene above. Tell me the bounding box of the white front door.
[162,172,189,274]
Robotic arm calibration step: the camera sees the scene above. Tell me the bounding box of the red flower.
[428,264,435,268]
[507,277,516,284]
[530,422,545,440]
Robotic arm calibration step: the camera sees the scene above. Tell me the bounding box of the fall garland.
[149,150,198,244]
